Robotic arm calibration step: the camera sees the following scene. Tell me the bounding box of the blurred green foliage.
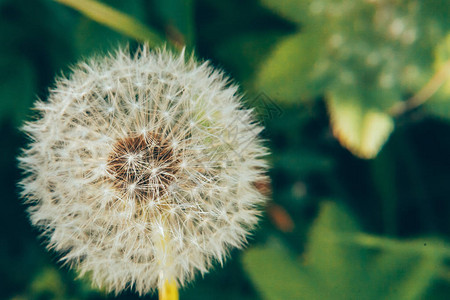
[255,0,448,158]
[0,0,449,299]
[244,203,449,300]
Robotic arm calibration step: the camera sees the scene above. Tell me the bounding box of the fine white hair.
[18,46,269,295]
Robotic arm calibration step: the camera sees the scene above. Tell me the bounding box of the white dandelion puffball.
[18,46,269,295]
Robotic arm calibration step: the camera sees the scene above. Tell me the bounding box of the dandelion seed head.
[18,46,269,295]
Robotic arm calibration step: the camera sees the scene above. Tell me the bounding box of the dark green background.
[1,0,449,299]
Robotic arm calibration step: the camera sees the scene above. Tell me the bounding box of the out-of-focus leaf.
[30,267,66,299]
[243,202,446,300]
[255,0,450,159]
[304,202,372,299]
[0,58,35,126]
[242,239,322,300]
[55,0,164,46]
[254,33,325,103]
[75,18,128,57]
[386,254,442,300]
[13,266,100,300]
[425,34,450,120]
[326,89,394,159]
[73,0,146,57]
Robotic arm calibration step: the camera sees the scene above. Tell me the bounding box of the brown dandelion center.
[106,133,179,200]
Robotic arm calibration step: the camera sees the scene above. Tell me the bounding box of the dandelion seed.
[18,46,269,296]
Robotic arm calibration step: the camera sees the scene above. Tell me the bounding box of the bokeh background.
[1,0,450,299]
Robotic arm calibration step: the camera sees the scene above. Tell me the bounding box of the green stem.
[389,59,450,116]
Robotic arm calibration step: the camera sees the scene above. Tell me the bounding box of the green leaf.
[73,0,146,56]
[242,239,323,300]
[243,202,446,300]
[55,0,164,46]
[305,202,370,299]
[326,89,395,159]
[385,254,442,300]
[363,245,442,300]
[256,0,449,159]
[254,33,325,103]
[75,18,128,57]
[30,267,66,299]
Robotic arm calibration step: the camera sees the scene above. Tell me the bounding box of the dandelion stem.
[158,217,178,300]
[159,279,179,300]
[389,59,450,116]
